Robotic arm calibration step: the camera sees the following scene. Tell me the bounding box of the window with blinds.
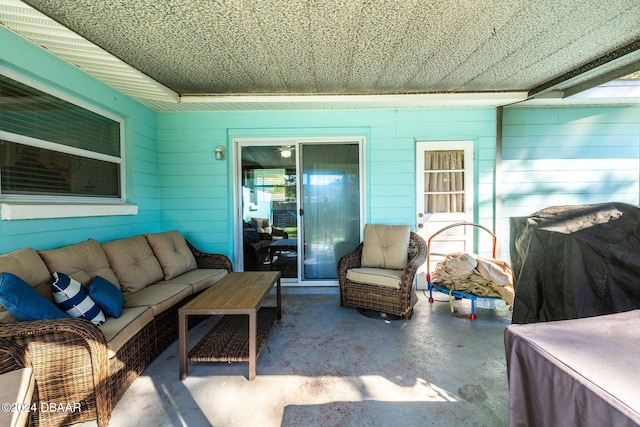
[0,71,123,200]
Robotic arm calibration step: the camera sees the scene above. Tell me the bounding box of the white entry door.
[415,141,474,288]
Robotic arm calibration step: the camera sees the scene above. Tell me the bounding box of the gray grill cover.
[510,202,640,324]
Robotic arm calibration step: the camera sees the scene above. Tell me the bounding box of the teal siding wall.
[5,21,638,269]
[501,105,640,258]
[158,108,498,260]
[0,27,160,253]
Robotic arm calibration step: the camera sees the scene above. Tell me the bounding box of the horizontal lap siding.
[157,116,231,255]
[501,106,640,261]
[159,109,498,260]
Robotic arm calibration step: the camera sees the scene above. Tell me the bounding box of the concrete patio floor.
[106,290,512,427]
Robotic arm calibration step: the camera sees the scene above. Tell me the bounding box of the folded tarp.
[431,252,515,307]
[510,202,640,324]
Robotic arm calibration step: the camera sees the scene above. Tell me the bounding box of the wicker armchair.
[338,229,427,319]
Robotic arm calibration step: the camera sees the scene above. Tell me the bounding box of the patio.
[104,290,512,426]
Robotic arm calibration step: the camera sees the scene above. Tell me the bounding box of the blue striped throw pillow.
[52,272,106,326]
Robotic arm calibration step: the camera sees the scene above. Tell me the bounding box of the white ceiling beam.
[179,92,529,108]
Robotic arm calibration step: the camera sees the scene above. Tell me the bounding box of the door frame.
[233,136,366,286]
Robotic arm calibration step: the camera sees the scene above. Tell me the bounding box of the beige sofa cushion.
[0,248,54,322]
[102,235,164,294]
[160,269,228,293]
[0,247,50,288]
[38,239,120,288]
[123,283,192,315]
[346,267,404,289]
[99,306,153,358]
[361,224,410,270]
[145,230,197,280]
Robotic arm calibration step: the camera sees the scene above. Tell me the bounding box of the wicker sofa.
[0,230,232,427]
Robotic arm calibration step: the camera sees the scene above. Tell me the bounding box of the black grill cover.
[510,202,640,324]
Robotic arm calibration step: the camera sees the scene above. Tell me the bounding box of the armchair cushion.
[145,230,197,280]
[346,267,404,289]
[361,224,410,270]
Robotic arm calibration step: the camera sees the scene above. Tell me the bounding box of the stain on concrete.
[458,384,488,402]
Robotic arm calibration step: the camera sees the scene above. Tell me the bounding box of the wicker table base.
[179,271,281,381]
[189,307,278,363]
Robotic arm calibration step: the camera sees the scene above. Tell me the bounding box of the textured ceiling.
[2,0,640,110]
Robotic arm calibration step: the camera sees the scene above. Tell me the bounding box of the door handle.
[299,208,304,216]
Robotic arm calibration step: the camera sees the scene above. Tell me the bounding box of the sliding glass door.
[239,144,298,278]
[236,138,363,285]
[300,143,361,281]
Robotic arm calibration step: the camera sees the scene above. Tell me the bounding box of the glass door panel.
[240,145,298,278]
[300,143,360,281]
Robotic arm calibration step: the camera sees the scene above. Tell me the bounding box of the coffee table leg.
[249,311,257,380]
[277,276,282,320]
[179,311,188,380]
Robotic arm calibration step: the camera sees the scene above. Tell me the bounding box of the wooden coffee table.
[179,271,281,381]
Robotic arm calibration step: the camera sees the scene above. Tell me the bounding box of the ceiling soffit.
[1,0,639,110]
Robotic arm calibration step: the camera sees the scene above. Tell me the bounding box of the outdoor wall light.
[215,146,226,160]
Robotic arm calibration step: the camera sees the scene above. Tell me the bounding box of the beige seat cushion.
[361,224,410,270]
[0,368,35,427]
[145,230,197,280]
[123,283,192,315]
[346,267,404,289]
[99,306,153,358]
[0,248,53,322]
[251,217,272,234]
[38,239,120,288]
[102,235,164,294]
[160,269,228,293]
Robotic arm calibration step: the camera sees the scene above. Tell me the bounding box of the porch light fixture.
[215,146,226,160]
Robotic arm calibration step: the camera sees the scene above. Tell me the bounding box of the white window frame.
[0,66,137,220]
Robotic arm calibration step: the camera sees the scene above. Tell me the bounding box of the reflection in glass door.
[240,145,298,278]
[300,143,361,281]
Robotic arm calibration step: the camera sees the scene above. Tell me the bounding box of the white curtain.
[302,143,360,280]
[424,150,464,213]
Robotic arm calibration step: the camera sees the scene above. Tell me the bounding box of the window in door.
[423,150,465,213]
